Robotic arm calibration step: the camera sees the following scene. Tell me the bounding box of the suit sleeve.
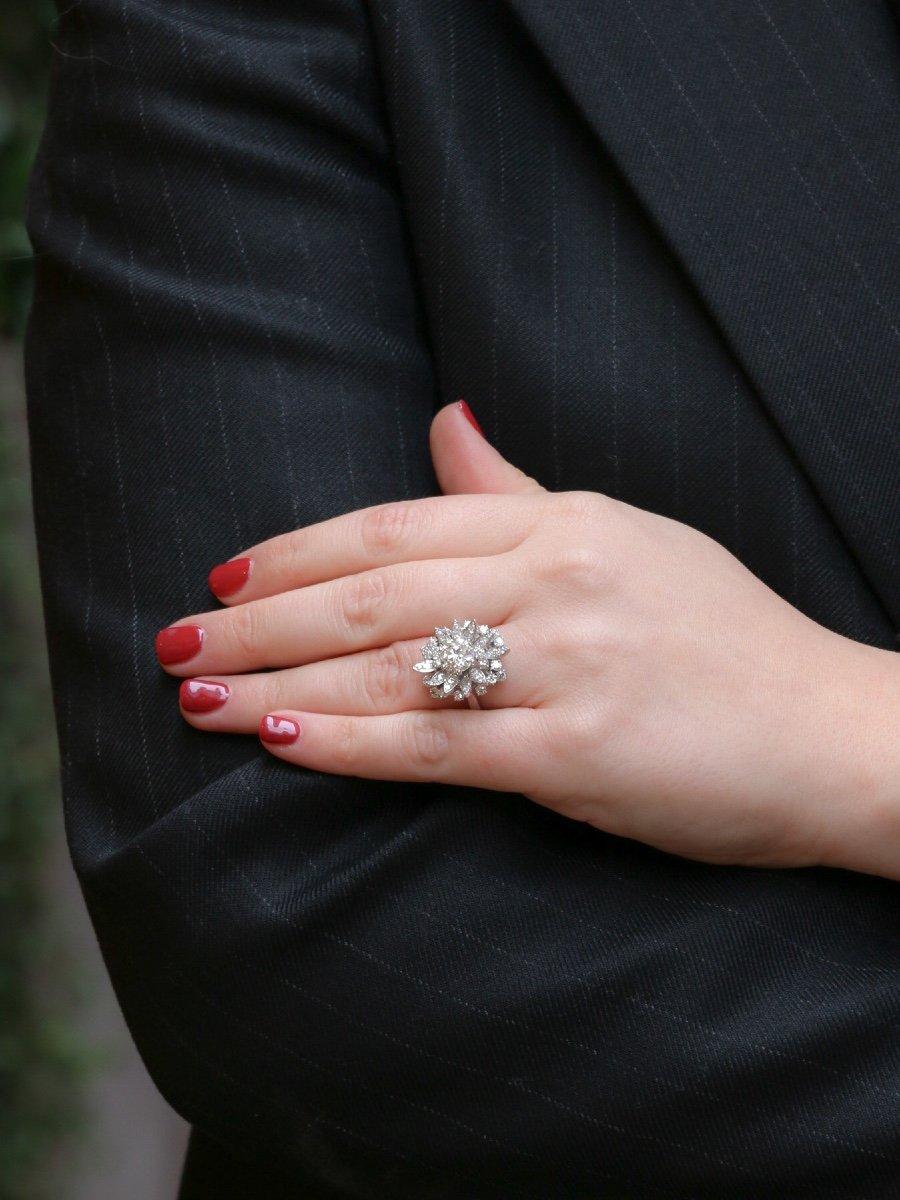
[25,0,570,1194]
[26,2,900,1199]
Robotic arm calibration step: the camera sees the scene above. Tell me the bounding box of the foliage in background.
[1,4,93,1197]
[0,352,91,1200]
[1,0,54,336]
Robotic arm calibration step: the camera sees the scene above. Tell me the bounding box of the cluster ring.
[412,619,509,710]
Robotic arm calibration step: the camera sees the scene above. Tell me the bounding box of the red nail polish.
[209,557,252,598]
[259,714,302,744]
[155,624,204,665]
[457,398,484,438]
[180,678,230,712]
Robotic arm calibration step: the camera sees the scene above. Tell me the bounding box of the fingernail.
[457,398,484,438]
[259,713,302,744]
[155,624,204,665]
[180,678,230,712]
[209,557,252,598]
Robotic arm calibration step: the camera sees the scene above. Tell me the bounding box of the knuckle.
[362,643,409,709]
[229,603,264,658]
[554,489,604,524]
[332,716,359,771]
[277,530,309,576]
[257,672,286,716]
[339,570,390,635]
[361,501,422,560]
[559,699,611,756]
[279,527,307,566]
[404,712,450,774]
[534,543,611,589]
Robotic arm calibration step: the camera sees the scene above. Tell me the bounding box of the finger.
[256,705,551,793]
[156,554,522,676]
[207,492,541,604]
[177,622,532,730]
[429,400,547,497]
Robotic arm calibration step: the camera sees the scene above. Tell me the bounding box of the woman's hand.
[155,401,900,874]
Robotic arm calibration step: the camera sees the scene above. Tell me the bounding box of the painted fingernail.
[155,624,204,665]
[209,557,252,598]
[180,678,230,712]
[457,398,484,438]
[259,714,302,744]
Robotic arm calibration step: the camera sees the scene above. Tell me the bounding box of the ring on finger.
[412,618,509,709]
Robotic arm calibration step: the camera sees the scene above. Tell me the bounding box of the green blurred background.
[1,5,77,1195]
[1,1,52,340]
[1,6,187,1197]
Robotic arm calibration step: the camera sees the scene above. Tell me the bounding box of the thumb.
[430,400,546,496]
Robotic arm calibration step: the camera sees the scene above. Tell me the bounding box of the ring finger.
[178,619,535,732]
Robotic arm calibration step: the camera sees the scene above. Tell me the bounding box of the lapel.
[505,0,900,631]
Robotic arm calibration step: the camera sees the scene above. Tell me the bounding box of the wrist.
[812,636,900,880]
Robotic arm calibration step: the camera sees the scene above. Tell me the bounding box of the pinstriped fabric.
[23,0,900,1197]
[508,0,900,626]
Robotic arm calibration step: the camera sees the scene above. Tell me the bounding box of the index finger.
[207,492,541,604]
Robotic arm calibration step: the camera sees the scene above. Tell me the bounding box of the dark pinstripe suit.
[23,1,900,1195]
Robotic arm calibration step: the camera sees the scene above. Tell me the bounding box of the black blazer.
[24,1,900,1196]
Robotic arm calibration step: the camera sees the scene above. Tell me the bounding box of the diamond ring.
[412,619,509,709]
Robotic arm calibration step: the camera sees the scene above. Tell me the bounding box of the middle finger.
[155,553,523,675]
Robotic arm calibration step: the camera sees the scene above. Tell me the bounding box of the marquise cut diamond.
[412,618,509,702]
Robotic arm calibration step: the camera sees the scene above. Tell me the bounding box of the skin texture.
[156,402,900,878]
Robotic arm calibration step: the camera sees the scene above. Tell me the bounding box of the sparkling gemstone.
[415,621,509,701]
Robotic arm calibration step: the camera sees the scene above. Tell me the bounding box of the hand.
[155,400,900,873]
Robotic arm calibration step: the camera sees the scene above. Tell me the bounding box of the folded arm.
[24,1,900,1196]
